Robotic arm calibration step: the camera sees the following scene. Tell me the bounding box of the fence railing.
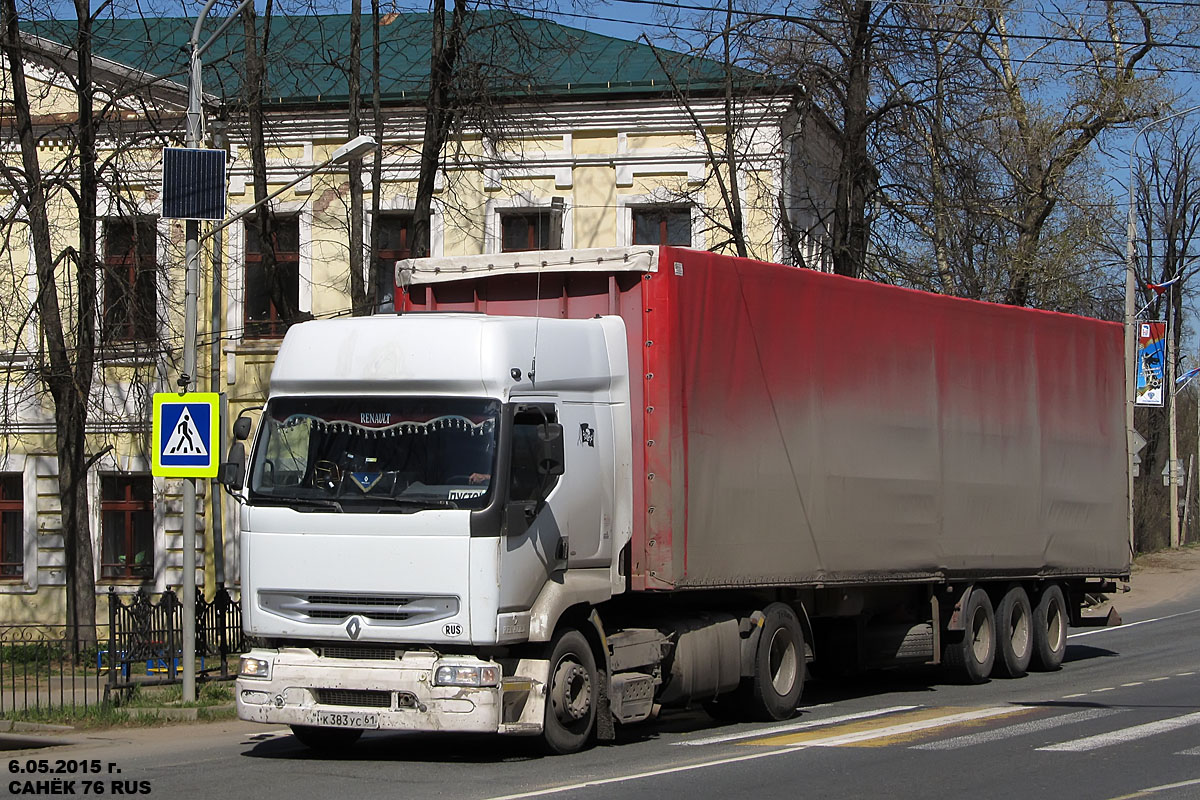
[0,588,244,715]
[105,586,244,695]
[0,624,110,715]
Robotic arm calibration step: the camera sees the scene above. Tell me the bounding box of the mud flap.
[596,669,616,742]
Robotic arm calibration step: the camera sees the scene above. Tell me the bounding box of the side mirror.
[537,423,565,477]
[233,416,252,441]
[220,441,246,491]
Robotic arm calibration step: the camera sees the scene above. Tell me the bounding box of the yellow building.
[0,13,835,623]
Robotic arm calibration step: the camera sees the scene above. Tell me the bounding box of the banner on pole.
[1136,321,1167,407]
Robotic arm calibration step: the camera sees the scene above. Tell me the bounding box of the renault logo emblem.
[346,617,362,640]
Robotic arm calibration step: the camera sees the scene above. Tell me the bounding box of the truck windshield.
[248,397,500,512]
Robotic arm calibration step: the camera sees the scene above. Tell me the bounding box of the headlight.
[239,656,272,680]
[433,664,500,687]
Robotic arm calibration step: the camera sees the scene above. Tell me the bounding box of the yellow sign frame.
[151,392,221,478]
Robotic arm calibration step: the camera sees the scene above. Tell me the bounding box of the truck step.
[610,672,658,723]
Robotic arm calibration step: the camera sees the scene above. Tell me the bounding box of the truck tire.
[1031,584,1068,671]
[289,724,363,751]
[543,629,598,755]
[994,585,1033,678]
[943,588,995,684]
[748,603,805,721]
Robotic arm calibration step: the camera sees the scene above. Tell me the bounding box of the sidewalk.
[1105,543,1200,614]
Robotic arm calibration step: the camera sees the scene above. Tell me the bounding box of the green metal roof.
[27,12,755,106]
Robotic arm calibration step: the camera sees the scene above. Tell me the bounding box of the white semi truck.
[228,246,1128,754]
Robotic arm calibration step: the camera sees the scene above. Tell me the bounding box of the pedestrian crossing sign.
[152,393,220,478]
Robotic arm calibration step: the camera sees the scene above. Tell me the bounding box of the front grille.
[318,646,398,661]
[313,689,391,708]
[259,591,458,627]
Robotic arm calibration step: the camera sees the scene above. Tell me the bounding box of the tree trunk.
[241,3,295,325]
[347,0,368,315]
[832,0,872,278]
[412,0,467,259]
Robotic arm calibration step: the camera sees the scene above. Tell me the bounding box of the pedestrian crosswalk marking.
[741,706,1027,748]
[164,406,208,456]
[676,705,920,747]
[1038,710,1200,752]
[912,707,1122,750]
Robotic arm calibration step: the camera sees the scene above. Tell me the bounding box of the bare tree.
[1132,124,1200,551]
[0,5,179,644]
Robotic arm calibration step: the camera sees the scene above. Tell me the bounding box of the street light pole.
[1125,103,1200,559]
[180,0,375,703]
[181,0,254,704]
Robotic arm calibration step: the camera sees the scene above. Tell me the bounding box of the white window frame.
[93,189,168,350]
[0,455,38,594]
[485,193,572,254]
[618,190,703,249]
[88,457,166,595]
[227,201,312,343]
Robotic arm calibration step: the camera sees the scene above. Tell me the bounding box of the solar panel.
[161,147,227,221]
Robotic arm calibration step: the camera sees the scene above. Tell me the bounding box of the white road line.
[1068,607,1200,638]
[1039,710,1200,752]
[911,708,1122,751]
[483,707,1011,800]
[1178,746,1200,756]
[793,707,1020,747]
[481,744,813,800]
[674,705,921,747]
[1121,682,1145,687]
[1063,693,1088,699]
[1105,777,1200,799]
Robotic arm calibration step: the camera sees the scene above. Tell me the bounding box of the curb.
[0,720,75,733]
[126,703,235,722]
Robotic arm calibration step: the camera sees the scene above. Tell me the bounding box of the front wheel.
[748,602,806,721]
[289,724,363,751]
[543,629,598,755]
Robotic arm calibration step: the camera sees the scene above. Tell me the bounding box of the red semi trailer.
[232,245,1127,753]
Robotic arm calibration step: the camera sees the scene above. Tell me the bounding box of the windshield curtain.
[248,397,500,511]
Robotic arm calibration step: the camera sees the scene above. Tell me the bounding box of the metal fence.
[105,586,244,695]
[0,624,110,715]
[0,588,244,715]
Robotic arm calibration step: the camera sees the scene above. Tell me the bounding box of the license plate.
[313,711,380,729]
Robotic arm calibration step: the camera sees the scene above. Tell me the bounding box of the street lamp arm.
[192,0,254,60]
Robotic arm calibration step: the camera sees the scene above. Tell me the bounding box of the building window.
[632,206,692,247]
[0,474,22,580]
[244,214,300,339]
[100,475,153,581]
[500,210,556,252]
[102,217,157,343]
[375,212,413,309]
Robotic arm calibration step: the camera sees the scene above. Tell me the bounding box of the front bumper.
[236,648,549,735]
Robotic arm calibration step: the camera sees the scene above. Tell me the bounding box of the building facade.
[0,13,835,623]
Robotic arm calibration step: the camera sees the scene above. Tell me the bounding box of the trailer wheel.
[543,629,598,755]
[289,724,363,751]
[943,588,995,684]
[1031,584,1068,671]
[994,585,1033,678]
[748,603,805,721]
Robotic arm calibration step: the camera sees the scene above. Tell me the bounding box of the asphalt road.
[6,594,1200,800]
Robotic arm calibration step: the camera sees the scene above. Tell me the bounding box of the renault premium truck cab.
[231,246,1128,754]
